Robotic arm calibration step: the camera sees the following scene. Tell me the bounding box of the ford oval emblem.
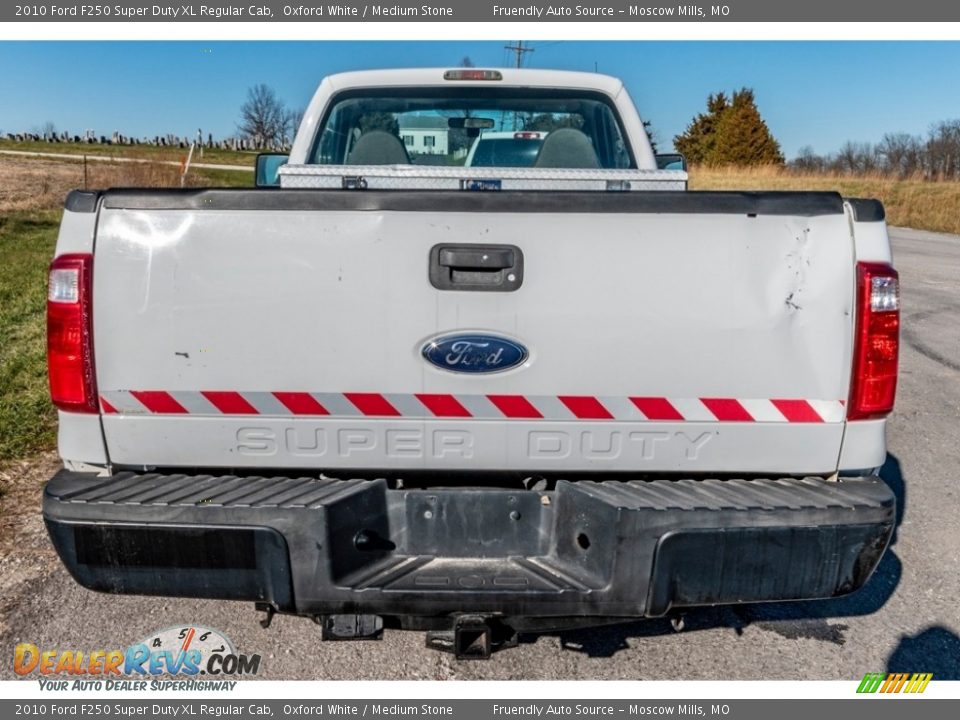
[422,334,528,374]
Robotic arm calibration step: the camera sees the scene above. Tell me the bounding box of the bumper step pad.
[44,471,895,619]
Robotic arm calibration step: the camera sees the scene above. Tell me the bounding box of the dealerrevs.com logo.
[14,626,261,690]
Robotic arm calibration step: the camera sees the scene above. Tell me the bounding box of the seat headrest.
[534,128,601,169]
[346,130,411,165]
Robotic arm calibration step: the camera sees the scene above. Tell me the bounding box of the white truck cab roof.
[322,67,628,94]
[288,68,655,169]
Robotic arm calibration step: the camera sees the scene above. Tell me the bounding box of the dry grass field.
[690,165,960,236]
[0,154,248,213]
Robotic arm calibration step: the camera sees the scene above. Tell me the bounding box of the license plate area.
[403,490,548,557]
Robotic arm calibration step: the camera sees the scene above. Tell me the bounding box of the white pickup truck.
[44,68,899,658]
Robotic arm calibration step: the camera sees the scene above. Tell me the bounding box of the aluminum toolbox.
[278,164,688,191]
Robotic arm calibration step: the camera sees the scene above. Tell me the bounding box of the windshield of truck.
[466,134,546,167]
[309,89,635,169]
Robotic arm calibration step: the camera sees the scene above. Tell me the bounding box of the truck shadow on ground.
[528,454,907,659]
[887,626,960,679]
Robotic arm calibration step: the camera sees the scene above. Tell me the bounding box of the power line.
[504,41,534,68]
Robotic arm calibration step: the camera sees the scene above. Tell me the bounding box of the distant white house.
[399,116,449,156]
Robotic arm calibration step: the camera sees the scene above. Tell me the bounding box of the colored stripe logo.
[857,672,932,694]
[98,391,847,423]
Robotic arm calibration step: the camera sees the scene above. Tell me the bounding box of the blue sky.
[1,41,958,158]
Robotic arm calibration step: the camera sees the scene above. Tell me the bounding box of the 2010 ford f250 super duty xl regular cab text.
[43,68,899,658]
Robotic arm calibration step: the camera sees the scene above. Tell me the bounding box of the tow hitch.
[425,616,518,659]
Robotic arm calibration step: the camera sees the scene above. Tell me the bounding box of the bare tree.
[788,118,960,180]
[878,133,924,177]
[859,143,880,173]
[835,141,878,174]
[791,146,824,174]
[283,108,306,145]
[238,84,287,149]
[927,119,960,179]
[836,141,860,173]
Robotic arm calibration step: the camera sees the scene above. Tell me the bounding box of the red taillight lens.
[47,253,97,413]
[848,261,899,420]
[443,69,503,81]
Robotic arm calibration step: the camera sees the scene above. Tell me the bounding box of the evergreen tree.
[673,89,783,166]
[674,92,728,164]
[643,120,659,154]
[710,89,784,165]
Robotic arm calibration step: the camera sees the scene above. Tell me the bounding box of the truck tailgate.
[92,190,854,475]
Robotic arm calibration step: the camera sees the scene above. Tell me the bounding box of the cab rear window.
[309,88,634,169]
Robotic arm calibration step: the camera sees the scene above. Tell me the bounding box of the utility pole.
[504,41,534,68]
[504,42,534,131]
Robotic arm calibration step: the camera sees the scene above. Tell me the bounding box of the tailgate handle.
[439,248,513,270]
[430,244,523,292]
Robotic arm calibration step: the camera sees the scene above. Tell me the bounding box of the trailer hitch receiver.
[425,616,517,659]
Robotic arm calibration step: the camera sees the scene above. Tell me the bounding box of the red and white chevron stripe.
[99,391,846,423]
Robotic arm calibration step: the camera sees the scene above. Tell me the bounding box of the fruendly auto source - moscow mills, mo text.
[13,4,730,19]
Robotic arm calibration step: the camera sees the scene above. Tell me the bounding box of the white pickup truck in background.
[43,68,899,658]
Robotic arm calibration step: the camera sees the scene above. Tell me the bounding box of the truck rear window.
[309,88,635,169]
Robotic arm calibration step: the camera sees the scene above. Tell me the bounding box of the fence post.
[180,142,195,188]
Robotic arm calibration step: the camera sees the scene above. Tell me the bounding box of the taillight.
[848,261,899,420]
[47,253,97,413]
[514,132,541,140]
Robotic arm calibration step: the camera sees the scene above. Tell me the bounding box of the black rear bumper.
[43,470,895,622]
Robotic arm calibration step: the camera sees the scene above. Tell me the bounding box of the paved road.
[2,228,958,680]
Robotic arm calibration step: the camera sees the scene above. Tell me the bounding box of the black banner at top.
[4,0,959,22]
